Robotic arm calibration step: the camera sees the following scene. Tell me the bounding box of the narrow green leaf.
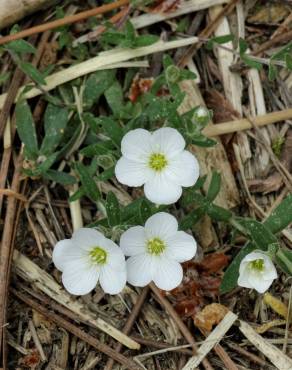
[241,55,262,70]
[83,70,116,107]
[206,171,221,201]
[191,134,217,147]
[98,116,123,148]
[19,62,46,85]
[206,34,234,50]
[81,141,114,157]
[235,218,277,250]
[207,204,232,222]
[105,80,123,116]
[285,53,292,70]
[69,188,85,202]
[268,63,277,80]
[5,39,36,54]
[34,152,59,175]
[44,170,76,185]
[133,35,159,47]
[275,249,292,275]
[264,194,292,234]
[15,100,38,159]
[239,38,248,54]
[75,162,100,201]
[40,104,68,155]
[106,192,120,227]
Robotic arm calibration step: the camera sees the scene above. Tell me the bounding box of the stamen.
[147,238,165,255]
[149,153,168,171]
[89,246,107,264]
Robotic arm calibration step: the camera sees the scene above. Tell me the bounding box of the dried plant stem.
[203,109,292,137]
[130,336,193,356]
[149,283,214,370]
[0,0,129,46]
[104,287,149,370]
[11,289,143,370]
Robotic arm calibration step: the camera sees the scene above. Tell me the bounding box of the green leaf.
[106,192,120,227]
[105,80,123,116]
[264,194,292,234]
[98,116,123,148]
[34,152,59,175]
[206,171,221,202]
[239,38,248,54]
[268,63,277,80]
[83,70,116,107]
[43,170,76,185]
[0,72,10,86]
[124,21,135,42]
[235,218,277,250]
[5,39,36,54]
[275,249,292,275]
[133,34,159,47]
[139,199,152,224]
[40,104,68,155]
[75,162,100,201]
[15,99,38,159]
[206,204,232,222]
[81,141,114,157]
[241,55,262,70]
[206,34,234,50]
[97,167,115,181]
[163,54,174,69]
[191,134,217,147]
[19,62,46,85]
[179,207,206,231]
[220,242,256,294]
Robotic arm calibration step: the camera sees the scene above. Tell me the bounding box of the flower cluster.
[53,213,197,295]
[53,127,279,296]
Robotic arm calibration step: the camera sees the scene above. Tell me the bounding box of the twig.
[11,289,143,370]
[28,320,47,362]
[0,189,27,202]
[203,109,292,137]
[253,29,292,56]
[0,0,129,46]
[226,342,272,368]
[149,283,214,370]
[104,287,149,370]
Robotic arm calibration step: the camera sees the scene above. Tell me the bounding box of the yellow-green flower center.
[147,238,165,255]
[249,259,264,272]
[149,153,168,171]
[89,246,107,264]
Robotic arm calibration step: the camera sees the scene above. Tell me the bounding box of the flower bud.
[192,106,212,127]
[166,65,180,84]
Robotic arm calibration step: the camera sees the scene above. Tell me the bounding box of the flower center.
[249,259,265,272]
[89,246,107,264]
[147,238,165,255]
[148,153,168,171]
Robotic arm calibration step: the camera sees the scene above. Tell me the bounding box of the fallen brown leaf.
[193,303,229,332]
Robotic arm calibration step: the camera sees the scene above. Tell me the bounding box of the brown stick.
[253,29,292,56]
[11,288,143,370]
[213,345,239,370]
[0,0,129,47]
[149,283,214,370]
[104,287,149,370]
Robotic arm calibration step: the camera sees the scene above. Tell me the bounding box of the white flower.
[120,212,197,291]
[115,127,199,205]
[52,228,126,295]
[238,251,277,294]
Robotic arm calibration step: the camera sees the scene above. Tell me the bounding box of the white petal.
[238,266,252,289]
[165,231,197,262]
[53,239,85,272]
[120,226,147,256]
[145,212,178,240]
[126,254,153,287]
[249,273,273,294]
[165,151,200,187]
[121,129,152,161]
[72,228,106,251]
[62,262,99,295]
[242,251,265,263]
[151,127,185,158]
[152,258,183,291]
[99,265,127,294]
[102,239,126,270]
[144,173,182,205]
[115,157,153,186]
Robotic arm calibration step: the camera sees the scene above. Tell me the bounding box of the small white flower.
[238,251,277,294]
[52,228,126,295]
[115,127,199,205]
[120,212,197,291]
